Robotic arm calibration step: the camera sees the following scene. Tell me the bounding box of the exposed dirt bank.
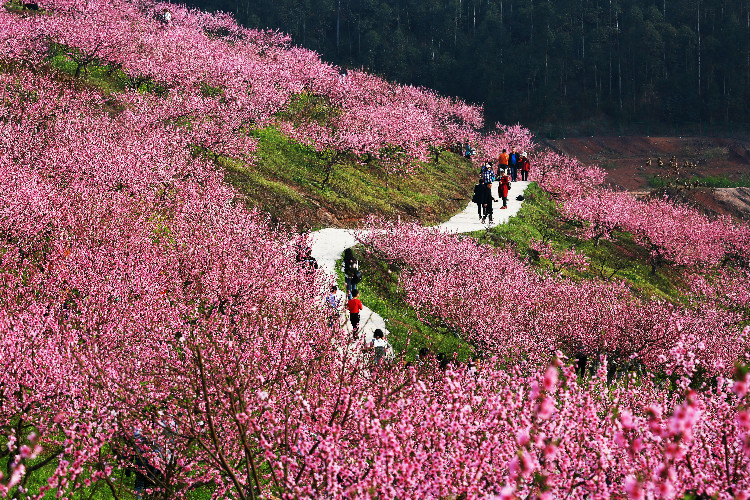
[545,136,750,220]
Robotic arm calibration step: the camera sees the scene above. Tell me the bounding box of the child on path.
[347,289,364,338]
[369,329,388,365]
[326,285,342,328]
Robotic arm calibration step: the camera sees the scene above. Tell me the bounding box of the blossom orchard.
[361,221,745,373]
[2,0,483,176]
[523,145,750,276]
[2,1,750,498]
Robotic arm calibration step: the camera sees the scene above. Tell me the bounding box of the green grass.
[648,174,750,189]
[335,254,476,363]
[477,183,687,302]
[224,126,477,230]
[0,440,215,500]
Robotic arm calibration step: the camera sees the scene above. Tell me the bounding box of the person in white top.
[325,285,343,328]
[370,329,388,365]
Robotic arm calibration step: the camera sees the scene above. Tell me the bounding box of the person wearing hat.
[519,152,530,181]
[480,160,495,185]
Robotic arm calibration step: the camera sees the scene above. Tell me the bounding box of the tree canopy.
[187,0,750,128]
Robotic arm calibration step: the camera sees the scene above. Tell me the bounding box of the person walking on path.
[483,182,494,223]
[497,149,509,171]
[347,289,364,338]
[369,329,388,366]
[472,181,485,222]
[472,181,494,223]
[519,152,530,181]
[509,148,519,181]
[498,170,511,209]
[343,248,360,299]
[480,160,495,185]
[326,285,342,328]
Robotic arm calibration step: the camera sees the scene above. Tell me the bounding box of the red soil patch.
[543,136,750,221]
[545,136,750,191]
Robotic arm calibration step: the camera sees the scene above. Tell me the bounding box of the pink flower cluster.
[362,221,745,373]
[2,0,483,176]
[560,187,750,272]
[1,1,750,498]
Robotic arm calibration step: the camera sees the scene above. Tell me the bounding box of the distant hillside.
[546,136,750,191]
[0,0,482,229]
[184,0,750,128]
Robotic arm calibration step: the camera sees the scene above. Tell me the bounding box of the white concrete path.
[310,181,530,354]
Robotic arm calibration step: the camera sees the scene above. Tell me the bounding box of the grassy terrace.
[350,183,702,367]
[225,127,477,231]
[6,44,479,231]
[479,183,688,302]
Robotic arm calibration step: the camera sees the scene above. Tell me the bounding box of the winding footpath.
[310,181,530,351]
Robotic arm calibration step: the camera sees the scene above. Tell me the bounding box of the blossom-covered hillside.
[2,1,750,499]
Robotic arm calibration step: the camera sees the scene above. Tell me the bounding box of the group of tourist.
[472,148,530,224]
[322,248,391,364]
[318,146,531,363]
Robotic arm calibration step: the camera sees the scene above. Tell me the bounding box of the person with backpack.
[347,289,364,338]
[480,160,495,185]
[498,169,511,209]
[509,148,519,182]
[343,248,360,299]
[519,152,531,181]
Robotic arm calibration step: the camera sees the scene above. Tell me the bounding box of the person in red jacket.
[519,152,531,181]
[347,289,364,338]
[498,170,511,208]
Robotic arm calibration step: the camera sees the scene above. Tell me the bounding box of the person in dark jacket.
[509,148,519,181]
[472,181,493,223]
[472,182,484,222]
[343,248,358,299]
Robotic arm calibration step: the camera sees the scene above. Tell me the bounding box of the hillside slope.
[545,136,750,191]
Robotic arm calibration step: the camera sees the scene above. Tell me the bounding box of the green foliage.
[224,126,477,230]
[199,81,223,98]
[649,174,750,189]
[479,183,686,302]
[48,47,163,96]
[277,92,341,126]
[344,252,477,363]
[183,0,750,128]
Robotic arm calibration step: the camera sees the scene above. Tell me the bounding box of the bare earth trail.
[309,181,530,353]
